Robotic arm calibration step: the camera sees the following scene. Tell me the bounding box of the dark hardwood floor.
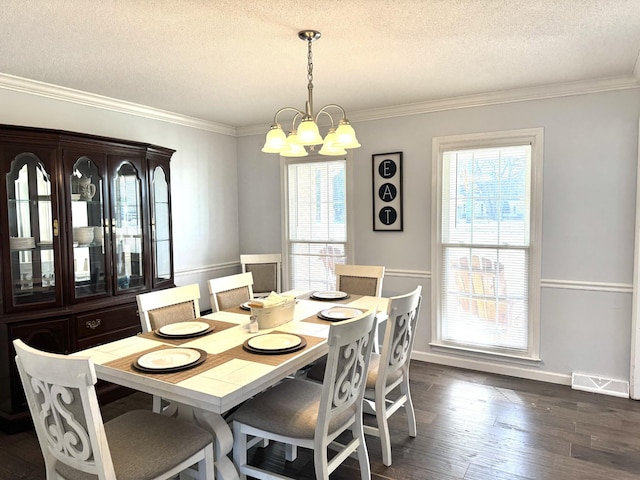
[2,361,640,479]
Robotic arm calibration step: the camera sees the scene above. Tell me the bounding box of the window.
[432,129,543,360]
[284,157,349,291]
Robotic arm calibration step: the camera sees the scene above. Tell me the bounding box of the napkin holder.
[250,298,295,330]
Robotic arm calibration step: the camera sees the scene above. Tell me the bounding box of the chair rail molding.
[174,261,240,278]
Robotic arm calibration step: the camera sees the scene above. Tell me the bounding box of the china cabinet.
[0,125,174,432]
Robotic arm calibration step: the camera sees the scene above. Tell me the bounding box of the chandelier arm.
[314,104,348,123]
[315,110,336,129]
[273,107,306,126]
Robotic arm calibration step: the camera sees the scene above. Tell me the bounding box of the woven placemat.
[220,331,324,367]
[223,305,252,315]
[103,345,232,384]
[301,313,333,326]
[138,318,239,346]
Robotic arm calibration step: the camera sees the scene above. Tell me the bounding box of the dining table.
[72,289,389,480]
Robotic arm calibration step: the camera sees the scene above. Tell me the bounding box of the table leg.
[167,403,240,480]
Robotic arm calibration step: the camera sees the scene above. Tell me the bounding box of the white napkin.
[249,292,294,308]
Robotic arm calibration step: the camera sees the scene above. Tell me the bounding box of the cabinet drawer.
[76,325,141,351]
[75,304,139,339]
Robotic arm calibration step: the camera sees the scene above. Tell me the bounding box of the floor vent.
[571,372,629,398]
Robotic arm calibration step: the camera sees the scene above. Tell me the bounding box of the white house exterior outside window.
[431,128,544,360]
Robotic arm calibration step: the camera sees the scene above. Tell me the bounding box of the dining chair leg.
[232,422,248,480]
[195,444,215,480]
[354,422,372,480]
[375,394,393,466]
[285,443,298,461]
[313,440,330,479]
[402,376,417,437]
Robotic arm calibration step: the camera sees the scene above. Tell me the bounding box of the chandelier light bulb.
[261,124,287,153]
[319,129,347,156]
[333,120,361,149]
[296,119,323,145]
[280,132,308,157]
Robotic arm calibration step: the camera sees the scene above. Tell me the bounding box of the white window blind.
[440,144,531,354]
[286,159,347,290]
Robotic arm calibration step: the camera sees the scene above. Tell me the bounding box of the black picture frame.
[372,152,403,231]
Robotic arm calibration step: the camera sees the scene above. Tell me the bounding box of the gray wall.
[237,88,640,386]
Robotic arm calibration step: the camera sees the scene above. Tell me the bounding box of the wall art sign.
[372,152,403,231]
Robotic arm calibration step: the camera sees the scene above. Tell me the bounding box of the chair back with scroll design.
[240,253,282,296]
[335,264,385,296]
[232,308,377,480]
[14,339,214,480]
[363,285,422,466]
[207,272,254,312]
[136,283,200,333]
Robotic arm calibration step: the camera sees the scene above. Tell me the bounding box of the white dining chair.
[335,264,385,297]
[136,283,200,412]
[363,285,422,466]
[335,264,386,352]
[136,283,201,333]
[207,272,254,312]
[240,253,282,296]
[232,308,377,480]
[14,339,215,480]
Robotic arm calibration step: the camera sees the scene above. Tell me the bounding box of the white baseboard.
[412,350,572,386]
[571,372,630,398]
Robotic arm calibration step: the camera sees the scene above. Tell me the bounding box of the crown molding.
[2,72,638,139]
[236,75,640,137]
[0,73,236,136]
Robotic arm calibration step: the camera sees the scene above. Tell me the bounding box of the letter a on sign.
[372,152,403,231]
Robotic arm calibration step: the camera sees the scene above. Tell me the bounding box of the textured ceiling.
[1,0,640,128]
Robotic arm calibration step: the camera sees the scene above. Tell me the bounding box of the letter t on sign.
[372,152,403,231]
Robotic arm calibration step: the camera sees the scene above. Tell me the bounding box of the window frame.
[431,128,544,361]
[280,153,354,292]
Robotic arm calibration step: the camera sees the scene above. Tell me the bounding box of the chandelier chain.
[307,37,313,86]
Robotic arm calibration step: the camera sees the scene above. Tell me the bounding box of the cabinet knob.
[86,319,102,329]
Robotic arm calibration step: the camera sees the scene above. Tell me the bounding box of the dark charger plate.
[132,348,208,373]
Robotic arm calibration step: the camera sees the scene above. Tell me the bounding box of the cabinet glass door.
[113,162,144,291]
[70,157,107,298]
[151,165,171,284]
[6,154,57,306]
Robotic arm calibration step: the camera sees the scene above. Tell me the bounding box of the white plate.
[320,307,363,320]
[240,301,251,311]
[158,321,210,336]
[248,333,302,351]
[311,290,349,300]
[137,348,201,370]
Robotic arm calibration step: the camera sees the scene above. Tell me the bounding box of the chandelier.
[262,30,361,157]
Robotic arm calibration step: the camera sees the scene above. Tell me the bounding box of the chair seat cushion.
[366,353,403,389]
[55,410,212,480]
[233,379,356,439]
[306,354,403,389]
